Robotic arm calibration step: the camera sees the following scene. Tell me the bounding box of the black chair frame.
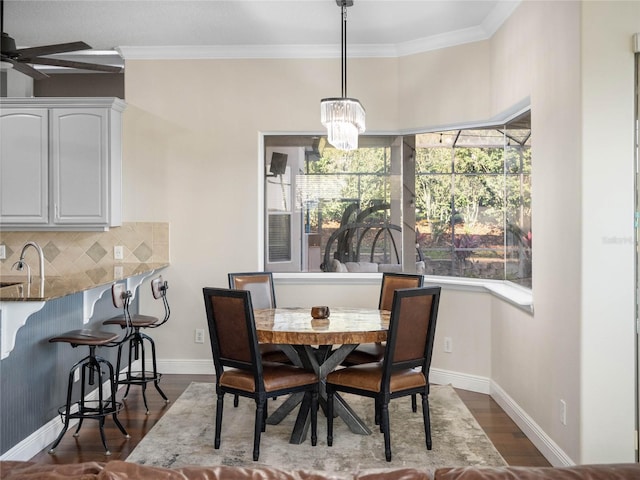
[327,286,441,462]
[344,272,425,411]
[203,287,318,461]
[228,271,291,407]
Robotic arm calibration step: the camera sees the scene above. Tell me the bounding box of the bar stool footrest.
[57,400,124,421]
[118,371,162,385]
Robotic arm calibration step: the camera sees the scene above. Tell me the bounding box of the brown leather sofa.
[2,461,640,480]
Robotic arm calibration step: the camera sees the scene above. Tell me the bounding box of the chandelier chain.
[320,0,365,151]
[342,3,347,98]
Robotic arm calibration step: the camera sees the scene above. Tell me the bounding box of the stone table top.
[253,307,390,345]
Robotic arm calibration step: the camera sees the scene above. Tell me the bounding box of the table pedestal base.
[267,344,372,444]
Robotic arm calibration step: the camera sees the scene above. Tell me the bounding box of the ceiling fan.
[0,0,122,80]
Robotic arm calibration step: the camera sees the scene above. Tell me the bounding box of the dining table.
[253,306,390,444]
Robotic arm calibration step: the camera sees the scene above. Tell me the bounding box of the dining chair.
[227,272,276,309]
[344,272,425,364]
[326,286,441,462]
[342,272,425,411]
[228,272,291,407]
[202,287,319,461]
[228,272,289,360]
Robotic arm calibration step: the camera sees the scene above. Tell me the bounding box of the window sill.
[273,273,533,315]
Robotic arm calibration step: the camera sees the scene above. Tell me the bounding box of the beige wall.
[125,56,402,363]
[125,0,638,465]
[581,0,639,463]
[398,41,492,129]
[488,0,639,464]
[491,0,584,462]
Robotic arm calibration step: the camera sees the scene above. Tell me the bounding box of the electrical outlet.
[0,245,5,260]
[560,399,567,425]
[195,328,205,344]
[74,369,80,383]
[444,336,453,353]
[114,265,124,278]
[114,246,124,260]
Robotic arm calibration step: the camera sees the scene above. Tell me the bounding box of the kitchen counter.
[0,262,169,359]
[0,263,169,301]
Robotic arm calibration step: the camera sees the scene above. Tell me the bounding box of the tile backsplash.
[0,222,169,277]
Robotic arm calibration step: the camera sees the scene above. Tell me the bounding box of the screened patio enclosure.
[264,111,531,288]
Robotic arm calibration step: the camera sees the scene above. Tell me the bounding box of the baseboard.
[434,371,574,466]
[430,367,491,394]
[156,358,213,375]
[490,380,574,467]
[0,363,133,462]
[0,412,70,461]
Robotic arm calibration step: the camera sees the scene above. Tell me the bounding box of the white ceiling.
[3,0,521,70]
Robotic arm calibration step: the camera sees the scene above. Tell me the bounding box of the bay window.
[264,110,531,288]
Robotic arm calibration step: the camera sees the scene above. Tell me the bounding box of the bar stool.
[103,276,170,414]
[48,283,133,456]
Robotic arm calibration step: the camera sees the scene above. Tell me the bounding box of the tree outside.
[268,112,532,287]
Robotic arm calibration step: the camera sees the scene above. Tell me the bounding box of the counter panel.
[0,288,142,458]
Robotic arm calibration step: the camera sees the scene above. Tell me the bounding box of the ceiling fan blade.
[4,58,49,80]
[26,56,123,73]
[15,41,91,58]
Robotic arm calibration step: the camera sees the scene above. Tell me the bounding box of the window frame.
[259,104,532,294]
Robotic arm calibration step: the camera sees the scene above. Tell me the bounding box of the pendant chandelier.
[320,0,365,151]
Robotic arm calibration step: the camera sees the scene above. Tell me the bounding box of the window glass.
[264,110,531,288]
[414,112,531,287]
[504,125,532,287]
[265,138,405,273]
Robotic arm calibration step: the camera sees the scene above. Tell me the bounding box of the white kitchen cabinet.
[0,108,49,224]
[0,97,125,230]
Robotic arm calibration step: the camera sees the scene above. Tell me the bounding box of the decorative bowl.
[311,306,330,319]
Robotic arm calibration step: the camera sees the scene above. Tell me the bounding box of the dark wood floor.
[30,374,550,467]
[454,388,550,466]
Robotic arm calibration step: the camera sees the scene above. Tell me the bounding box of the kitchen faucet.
[12,241,45,285]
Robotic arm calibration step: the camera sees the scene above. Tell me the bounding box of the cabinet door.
[0,109,49,224]
[51,108,109,225]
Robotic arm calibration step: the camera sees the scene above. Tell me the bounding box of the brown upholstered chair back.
[228,272,276,310]
[203,288,260,379]
[378,272,424,311]
[383,287,441,381]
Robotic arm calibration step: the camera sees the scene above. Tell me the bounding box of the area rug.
[126,382,506,473]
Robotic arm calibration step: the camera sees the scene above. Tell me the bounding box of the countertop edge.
[0,263,170,301]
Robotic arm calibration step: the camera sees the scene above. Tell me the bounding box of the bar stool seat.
[48,286,133,456]
[52,329,120,345]
[103,314,158,329]
[103,276,170,414]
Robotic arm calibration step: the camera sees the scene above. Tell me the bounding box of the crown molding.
[482,0,521,38]
[117,1,520,62]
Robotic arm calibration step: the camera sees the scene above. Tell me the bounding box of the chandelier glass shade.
[320,97,365,151]
[321,1,365,152]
